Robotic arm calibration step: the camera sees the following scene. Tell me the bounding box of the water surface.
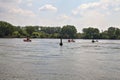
[0,39,120,80]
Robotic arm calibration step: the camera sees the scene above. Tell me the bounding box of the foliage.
[25,26,36,36]
[1,21,120,39]
[40,27,61,34]
[100,31,109,39]
[82,27,100,39]
[32,32,40,38]
[0,21,15,37]
[61,25,77,39]
[12,31,21,38]
[107,27,120,39]
[76,33,82,39]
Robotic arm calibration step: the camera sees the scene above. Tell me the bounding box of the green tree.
[108,27,117,39]
[100,31,109,39]
[115,28,120,39]
[82,27,100,39]
[12,31,21,38]
[0,21,15,37]
[39,32,48,38]
[32,32,40,38]
[40,27,61,34]
[76,33,82,39]
[107,27,120,39]
[61,25,77,39]
[25,26,36,37]
[50,33,60,38]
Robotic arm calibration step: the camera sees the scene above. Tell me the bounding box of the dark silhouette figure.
[92,39,95,43]
[92,39,98,43]
[59,38,63,46]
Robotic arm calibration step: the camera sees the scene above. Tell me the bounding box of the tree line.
[0,21,120,39]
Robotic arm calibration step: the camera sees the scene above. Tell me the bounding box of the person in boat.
[68,39,71,42]
[71,39,75,42]
[26,37,30,41]
[24,37,31,42]
[68,39,75,42]
[92,39,98,43]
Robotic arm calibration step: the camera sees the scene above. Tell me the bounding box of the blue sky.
[0,0,120,32]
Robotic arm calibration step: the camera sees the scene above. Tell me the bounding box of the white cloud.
[59,14,70,20]
[27,0,33,1]
[0,0,22,4]
[72,0,120,16]
[0,0,120,32]
[18,0,22,4]
[0,0,35,17]
[39,4,57,12]
[26,0,33,7]
[9,8,35,17]
[71,0,120,31]
[114,8,120,11]
[80,2,100,10]
[27,3,33,7]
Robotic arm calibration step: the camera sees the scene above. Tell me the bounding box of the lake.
[0,39,120,80]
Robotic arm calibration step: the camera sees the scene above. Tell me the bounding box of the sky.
[0,0,120,32]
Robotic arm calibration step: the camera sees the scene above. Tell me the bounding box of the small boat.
[68,39,75,42]
[23,38,31,42]
[68,39,71,42]
[92,39,98,43]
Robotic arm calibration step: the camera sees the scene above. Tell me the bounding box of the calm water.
[0,39,120,80]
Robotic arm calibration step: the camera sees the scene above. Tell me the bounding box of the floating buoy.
[59,38,63,46]
[92,39,95,43]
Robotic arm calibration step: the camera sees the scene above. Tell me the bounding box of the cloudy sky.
[0,0,120,32]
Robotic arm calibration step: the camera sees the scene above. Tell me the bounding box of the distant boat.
[92,39,98,43]
[68,39,75,42]
[23,38,31,42]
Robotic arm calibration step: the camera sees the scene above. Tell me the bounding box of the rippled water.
[0,39,120,80]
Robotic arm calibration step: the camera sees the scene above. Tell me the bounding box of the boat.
[68,39,75,42]
[23,38,31,42]
[92,39,98,43]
